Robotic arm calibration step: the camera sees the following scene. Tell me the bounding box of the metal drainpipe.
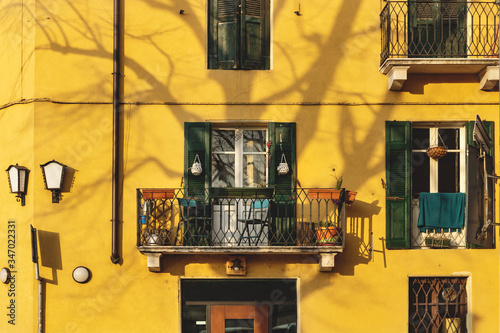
[111,0,122,264]
[497,2,500,328]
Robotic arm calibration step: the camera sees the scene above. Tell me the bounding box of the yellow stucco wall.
[0,0,499,332]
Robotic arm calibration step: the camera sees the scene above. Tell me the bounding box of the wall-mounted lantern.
[0,267,11,284]
[6,164,29,206]
[226,256,246,276]
[72,266,91,284]
[40,160,66,203]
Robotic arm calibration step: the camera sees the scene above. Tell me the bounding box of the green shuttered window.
[208,0,270,70]
[185,122,295,191]
[385,120,495,249]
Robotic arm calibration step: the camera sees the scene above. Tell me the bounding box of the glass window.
[411,126,464,194]
[225,319,254,332]
[411,125,466,248]
[212,128,267,188]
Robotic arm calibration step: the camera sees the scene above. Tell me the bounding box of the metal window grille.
[409,277,467,333]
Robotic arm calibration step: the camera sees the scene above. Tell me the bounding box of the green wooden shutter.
[268,122,296,245]
[466,120,494,157]
[466,120,494,248]
[268,122,296,189]
[240,0,269,69]
[209,0,238,69]
[184,122,212,197]
[385,121,412,249]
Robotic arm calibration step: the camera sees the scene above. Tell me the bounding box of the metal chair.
[175,198,211,246]
[237,199,270,246]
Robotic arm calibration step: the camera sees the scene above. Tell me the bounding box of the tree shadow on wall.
[334,200,382,276]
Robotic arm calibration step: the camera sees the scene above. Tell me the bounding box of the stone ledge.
[380,58,499,91]
[139,246,344,272]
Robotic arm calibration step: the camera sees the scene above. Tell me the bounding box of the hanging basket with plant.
[426,131,448,160]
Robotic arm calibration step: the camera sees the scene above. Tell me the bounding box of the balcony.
[136,188,354,271]
[380,1,499,90]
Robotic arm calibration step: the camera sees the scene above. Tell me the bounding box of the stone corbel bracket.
[147,253,162,272]
[479,66,499,91]
[387,66,410,91]
[319,252,337,272]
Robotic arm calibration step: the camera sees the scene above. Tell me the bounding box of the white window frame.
[411,123,467,248]
[212,127,268,188]
[411,125,466,193]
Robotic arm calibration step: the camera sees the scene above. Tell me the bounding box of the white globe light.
[0,268,11,284]
[72,266,90,284]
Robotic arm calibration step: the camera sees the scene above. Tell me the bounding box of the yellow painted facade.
[0,0,499,332]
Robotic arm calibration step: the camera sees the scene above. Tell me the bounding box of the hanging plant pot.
[191,154,203,176]
[426,146,447,160]
[277,153,289,175]
[426,130,448,161]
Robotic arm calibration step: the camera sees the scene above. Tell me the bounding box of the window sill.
[379,58,499,91]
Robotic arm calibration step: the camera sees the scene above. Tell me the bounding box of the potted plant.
[312,166,349,246]
[308,165,357,204]
[315,223,342,246]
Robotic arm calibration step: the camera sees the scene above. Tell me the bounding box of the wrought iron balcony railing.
[136,188,352,249]
[380,1,499,64]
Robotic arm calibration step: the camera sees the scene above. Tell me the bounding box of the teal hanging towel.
[417,193,466,232]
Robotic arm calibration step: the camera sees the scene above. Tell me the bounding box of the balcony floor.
[137,245,343,255]
[380,58,499,75]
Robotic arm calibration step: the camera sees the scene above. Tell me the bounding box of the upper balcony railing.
[136,188,355,251]
[380,1,499,65]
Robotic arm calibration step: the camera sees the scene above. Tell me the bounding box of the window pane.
[213,130,235,152]
[225,319,254,332]
[182,305,206,333]
[243,155,266,187]
[413,128,429,150]
[212,154,235,187]
[412,152,430,194]
[438,152,459,193]
[243,130,266,152]
[439,128,458,150]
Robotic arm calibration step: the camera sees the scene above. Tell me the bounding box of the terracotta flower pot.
[315,226,342,246]
[142,189,175,200]
[308,189,343,200]
[345,191,357,204]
